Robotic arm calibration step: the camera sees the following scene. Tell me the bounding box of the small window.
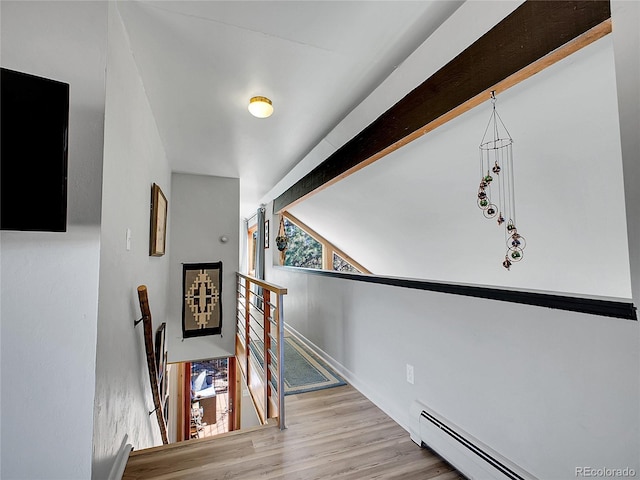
[248,226,257,276]
[278,211,371,274]
[333,252,362,273]
[283,218,322,269]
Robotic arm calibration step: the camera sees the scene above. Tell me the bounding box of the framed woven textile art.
[182,262,222,338]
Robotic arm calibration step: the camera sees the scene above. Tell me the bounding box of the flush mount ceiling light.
[248,96,273,118]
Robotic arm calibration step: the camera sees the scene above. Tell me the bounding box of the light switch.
[406,364,414,384]
[126,228,131,251]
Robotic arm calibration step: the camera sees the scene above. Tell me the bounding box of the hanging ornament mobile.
[477,91,526,270]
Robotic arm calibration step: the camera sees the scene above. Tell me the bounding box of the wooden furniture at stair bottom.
[198,395,217,425]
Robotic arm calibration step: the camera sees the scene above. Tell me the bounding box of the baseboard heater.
[409,401,537,480]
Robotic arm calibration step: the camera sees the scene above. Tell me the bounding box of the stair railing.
[136,285,169,444]
[235,273,287,430]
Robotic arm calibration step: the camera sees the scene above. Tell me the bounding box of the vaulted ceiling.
[117,0,464,217]
[117,1,632,298]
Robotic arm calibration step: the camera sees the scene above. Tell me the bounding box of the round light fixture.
[248,96,273,118]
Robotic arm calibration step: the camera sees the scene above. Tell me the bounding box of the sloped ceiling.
[116,0,464,216]
[288,34,632,299]
[116,1,632,298]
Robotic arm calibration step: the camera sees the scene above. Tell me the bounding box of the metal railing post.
[263,289,271,419]
[235,273,287,430]
[244,278,250,375]
[277,292,286,430]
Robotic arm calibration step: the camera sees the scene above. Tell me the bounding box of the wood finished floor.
[123,384,464,480]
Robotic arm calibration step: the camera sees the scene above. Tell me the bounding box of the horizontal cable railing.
[236,273,288,430]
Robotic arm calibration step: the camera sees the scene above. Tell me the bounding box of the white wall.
[612,1,640,302]
[0,2,108,479]
[290,35,631,299]
[167,173,239,363]
[1,4,242,477]
[611,4,640,478]
[91,4,173,478]
[266,264,639,479]
[262,1,640,479]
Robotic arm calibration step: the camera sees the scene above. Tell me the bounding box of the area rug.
[250,333,347,396]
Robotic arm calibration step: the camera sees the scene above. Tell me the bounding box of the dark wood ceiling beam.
[273,1,611,213]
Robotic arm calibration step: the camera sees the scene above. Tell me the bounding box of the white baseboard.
[107,434,133,480]
[283,325,534,480]
[284,324,411,432]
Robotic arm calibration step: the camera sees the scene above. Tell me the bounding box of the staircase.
[123,421,277,479]
[122,385,463,480]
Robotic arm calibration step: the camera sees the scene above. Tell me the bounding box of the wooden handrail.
[237,272,288,295]
[137,285,169,444]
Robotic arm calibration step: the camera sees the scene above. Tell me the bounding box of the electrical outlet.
[406,364,414,384]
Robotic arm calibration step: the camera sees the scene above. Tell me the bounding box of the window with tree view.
[333,252,361,273]
[283,218,322,269]
[279,213,371,274]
